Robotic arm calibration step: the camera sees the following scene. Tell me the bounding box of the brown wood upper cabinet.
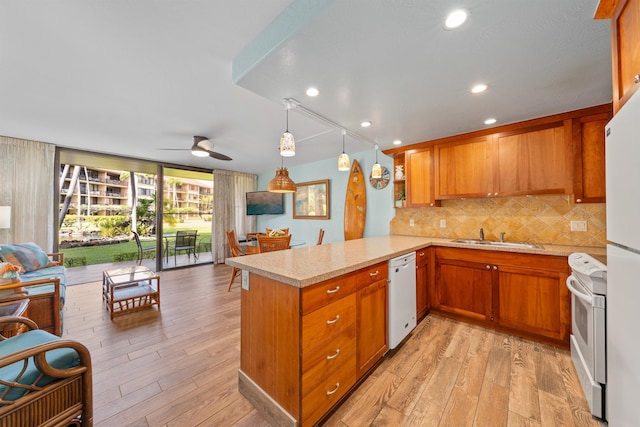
[495,123,571,196]
[384,103,611,204]
[434,124,571,199]
[405,147,438,207]
[572,112,612,203]
[596,0,640,113]
[435,135,495,199]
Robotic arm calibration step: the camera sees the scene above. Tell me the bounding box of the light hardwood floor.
[63,263,605,426]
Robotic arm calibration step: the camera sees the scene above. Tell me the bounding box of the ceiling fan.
[159,136,232,161]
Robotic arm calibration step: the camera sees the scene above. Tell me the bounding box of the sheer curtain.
[212,169,256,263]
[0,137,56,250]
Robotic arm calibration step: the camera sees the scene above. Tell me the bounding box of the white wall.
[256,149,395,246]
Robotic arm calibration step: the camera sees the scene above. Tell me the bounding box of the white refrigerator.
[605,89,640,426]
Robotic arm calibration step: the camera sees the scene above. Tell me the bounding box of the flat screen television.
[246,191,285,215]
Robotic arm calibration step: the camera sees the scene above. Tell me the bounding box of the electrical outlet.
[440,219,447,228]
[409,219,415,227]
[570,220,587,232]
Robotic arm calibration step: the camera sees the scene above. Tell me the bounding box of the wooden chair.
[265,227,289,236]
[133,231,156,265]
[317,228,325,245]
[257,234,292,253]
[226,230,258,292]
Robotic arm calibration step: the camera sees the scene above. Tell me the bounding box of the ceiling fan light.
[192,136,211,157]
[279,131,296,157]
[191,148,209,157]
[338,153,350,171]
[267,167,296,193]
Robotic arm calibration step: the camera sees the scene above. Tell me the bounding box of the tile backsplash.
[390,195,606,247]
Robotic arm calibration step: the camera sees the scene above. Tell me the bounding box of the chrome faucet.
[479,228,484,241]
[500,232,506,242]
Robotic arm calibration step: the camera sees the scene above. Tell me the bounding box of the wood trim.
[595,0,620,19]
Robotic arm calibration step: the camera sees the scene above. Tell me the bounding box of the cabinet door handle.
[419,252,425,257]
[326,349,340,360]
[486,265,491,269]
[326,286,340,294]
[326,315,340,325]
[493,265,498,270]
[576,198,582,203]
[370,270,379,277]
[326,383,340,395]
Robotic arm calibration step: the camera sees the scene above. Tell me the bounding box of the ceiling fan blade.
[158,148,190,151]
[209,151,232,161]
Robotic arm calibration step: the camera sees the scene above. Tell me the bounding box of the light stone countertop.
[226,235,607,288]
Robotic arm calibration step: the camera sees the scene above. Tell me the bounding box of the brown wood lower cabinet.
[240,263,389,427]
[434,247,571,346]
[356,267,388,377]
[415,247,430,319]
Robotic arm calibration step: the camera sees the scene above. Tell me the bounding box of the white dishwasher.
[388,252,417,349]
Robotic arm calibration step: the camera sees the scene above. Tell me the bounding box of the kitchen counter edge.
[226,235,605,288]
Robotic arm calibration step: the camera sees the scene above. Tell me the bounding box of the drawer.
[416,247,429,267]
[302,275,357,315]
[302,293,356,350]
[301,355,356,426]
[302,323,356,384]
[355,262,388,290]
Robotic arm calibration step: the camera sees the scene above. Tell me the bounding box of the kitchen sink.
[451,239,542,249]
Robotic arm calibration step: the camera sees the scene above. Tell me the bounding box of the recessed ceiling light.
[444,9,468,29]
[471,83,488,94]
[361,121,372,128]
[484,118,497,125]
[393,140,402,146]
[306,87,319,97]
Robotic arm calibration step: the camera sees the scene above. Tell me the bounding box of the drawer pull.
[326,286,340,294]
[326,383,340,396]
[326,349,340,360]
[326,315,340,325]
[370,270,379,277]
[419,252,425,257]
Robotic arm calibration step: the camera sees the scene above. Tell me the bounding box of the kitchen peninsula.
[227,235,605,426]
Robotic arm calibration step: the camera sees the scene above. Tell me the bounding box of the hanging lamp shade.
[338,130,350,171]
[371,145,382,179]
[279,104,295,157]
[338,153,350,171]
[267,167,296,193]
[279,131,295,157]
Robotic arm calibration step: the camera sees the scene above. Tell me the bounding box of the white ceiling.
[0,0,612,174]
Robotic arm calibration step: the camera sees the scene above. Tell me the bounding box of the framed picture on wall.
[293,179,330,219]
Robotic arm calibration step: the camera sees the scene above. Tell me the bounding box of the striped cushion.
[0,243,50,273]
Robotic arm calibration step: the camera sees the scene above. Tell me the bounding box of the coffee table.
[102,266,160,320]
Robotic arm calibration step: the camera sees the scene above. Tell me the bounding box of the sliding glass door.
[160,167,213,269]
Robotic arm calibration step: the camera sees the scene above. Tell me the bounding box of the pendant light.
[371,144,382,179]
[338,129,350,171]
[279,101,295,157]
[267,156,296,193]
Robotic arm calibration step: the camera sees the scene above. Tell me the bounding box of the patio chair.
[133,231,156,265]
[257,234,292,253]
[167,230,198,264]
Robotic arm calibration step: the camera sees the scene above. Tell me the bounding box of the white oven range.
[566,252,607,420]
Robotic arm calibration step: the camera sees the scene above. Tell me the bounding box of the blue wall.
[256,149,395,246]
